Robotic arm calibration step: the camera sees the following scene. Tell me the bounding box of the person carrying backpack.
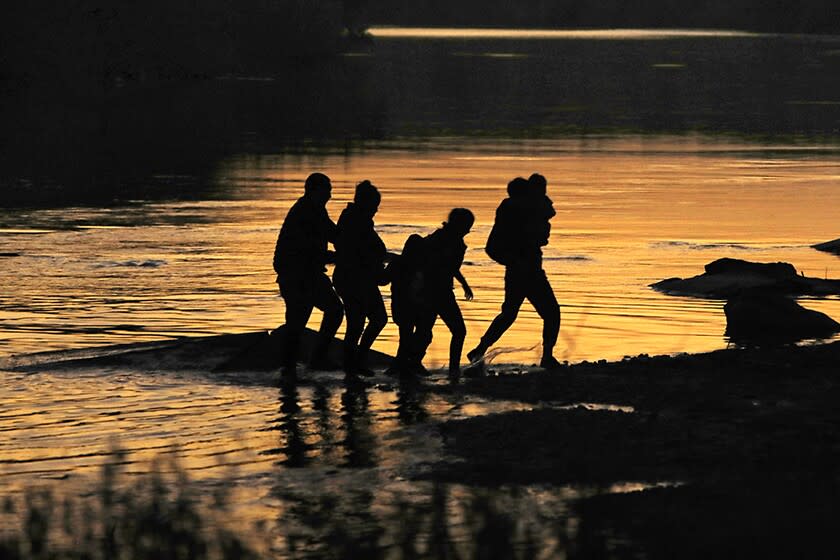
[468,174,561,370]
[386,208,475,377]
[385,233,428,376]
[413,208,475,377]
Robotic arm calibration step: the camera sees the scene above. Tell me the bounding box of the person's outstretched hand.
[463,285,474,301]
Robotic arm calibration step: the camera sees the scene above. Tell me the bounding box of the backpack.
[387,234,427,323]
[386,234,425,293]
[485,221,511,266]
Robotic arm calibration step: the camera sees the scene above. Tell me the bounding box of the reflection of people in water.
[333,180,388,380]
[340,380,376,468]
[273,172,343,378]
[273,378,377,469]
[311,382,336,458]
[395,374,428,425]
[276,381,309,467]
[414,208,475,376]
[269,381,380,556]
[469,174,562,369]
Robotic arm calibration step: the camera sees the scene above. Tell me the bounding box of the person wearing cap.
[273,172,344,378]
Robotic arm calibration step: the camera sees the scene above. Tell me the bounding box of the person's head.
[353,179,381,217]
[304,172,332,205]
[507,177,529,198]
[528,173,547,196]
[444,208,474,237]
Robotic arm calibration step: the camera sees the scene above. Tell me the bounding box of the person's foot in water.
[345,364,376,377]
[279,364,298,385]
[410,361,431,377]
[466,346,485,364]
[344,353,376,378]
[386,358,429,378]
[463,361,486,378]
[344,371,370,387]
[309,357,342,371]
[539,355,563,370]
[448,365,461,378]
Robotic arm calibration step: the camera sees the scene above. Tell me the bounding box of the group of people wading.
[273,172,561,382]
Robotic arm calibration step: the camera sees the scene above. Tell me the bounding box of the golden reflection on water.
[2,134,840,552]
[1,136,839,365]
[368,27,761,40]
[0,369,556,552]
[217,137,840,365]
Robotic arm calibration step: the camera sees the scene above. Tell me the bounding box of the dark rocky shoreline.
[428,340,840,558]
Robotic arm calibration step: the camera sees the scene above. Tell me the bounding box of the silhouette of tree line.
[5,0,838,91]
[366,0,840,34]
[3,0,838,91]
[2,0,358,88]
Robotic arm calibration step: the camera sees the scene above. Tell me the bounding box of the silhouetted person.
[385,233,428,376]
[333,180,388,380]
[414,208,475,376]
[273,172,344,378]
[468,174,561,369]
[526,172,556,247]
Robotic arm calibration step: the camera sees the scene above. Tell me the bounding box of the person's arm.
[455,271,473,301]
[326,206,352,266]
[273,202,306,274]
[326,214,338,244]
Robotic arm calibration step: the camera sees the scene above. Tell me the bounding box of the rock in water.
[9,329,393,373]
[214,327,392,372]
[724,293,840,344]
[703,257,796,278]
[812,237,840,256]
[651,258,840,298]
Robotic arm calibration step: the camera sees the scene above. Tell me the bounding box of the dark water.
[3,29,840,205]
[4,29,840,363]
[2,29,840,557]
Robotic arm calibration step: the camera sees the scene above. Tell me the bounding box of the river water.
[1,28,840,556]
[2,136,839,365]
